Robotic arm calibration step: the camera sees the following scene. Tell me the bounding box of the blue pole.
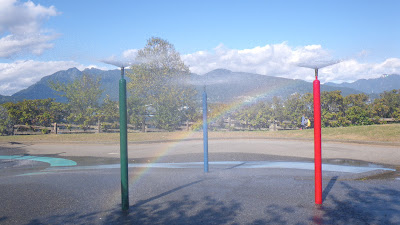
[203,86,209,172]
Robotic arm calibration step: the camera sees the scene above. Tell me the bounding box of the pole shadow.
[322,176,338,202]
[132,179,204,208]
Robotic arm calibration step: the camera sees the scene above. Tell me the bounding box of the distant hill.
[325,74,400,94]
[0,94,22,104]
[189,69,364,103]
[10,67,122,103]
[0,68,375,104]
[12,67,81,102]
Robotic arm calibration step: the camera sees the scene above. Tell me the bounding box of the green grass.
[0,124,399,144]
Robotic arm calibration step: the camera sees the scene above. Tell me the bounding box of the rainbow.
[116,80,301,202]
[202,79,301,127]
[126,130,197,186]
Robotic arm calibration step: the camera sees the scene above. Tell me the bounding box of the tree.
[251,102,272,129]
[208,103,233,130]
[343,93,371,126]
[50,74,103,129]
[3,99,67,127]
[371,100,390,119]
[345,106,372,125]
[126,37,197,131]
[98,95,119,122]
[1,99,69,135]
[271,96,284,123]
[283,93,310,128]
[344,93,369,109]
[372,89,400,120]
[0,105,12,135]
[320,91,345,127]
[127,96,148,131]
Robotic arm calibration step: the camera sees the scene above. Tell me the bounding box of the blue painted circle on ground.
[0,155,77,167]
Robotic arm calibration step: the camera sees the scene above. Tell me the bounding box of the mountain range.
[325,74,400,94]
[1,68,399,104]
[4,68,121,103]
[191,69,365,103]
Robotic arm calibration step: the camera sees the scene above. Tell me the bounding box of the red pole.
[313,69,322,204]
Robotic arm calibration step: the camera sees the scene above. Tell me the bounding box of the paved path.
[2,139,400,165]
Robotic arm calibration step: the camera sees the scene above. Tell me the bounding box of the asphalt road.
[1,139,399,224]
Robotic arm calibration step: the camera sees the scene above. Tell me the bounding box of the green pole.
[119,67,129,211]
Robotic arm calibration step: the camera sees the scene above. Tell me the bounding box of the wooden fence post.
[97,118,101,133]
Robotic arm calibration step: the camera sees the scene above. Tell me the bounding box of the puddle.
[43,161,395,175]
[214,161,394,173]
[357,165,400,180]
[324,158,388,168]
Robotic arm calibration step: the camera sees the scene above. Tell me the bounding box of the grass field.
[0,124,399,145]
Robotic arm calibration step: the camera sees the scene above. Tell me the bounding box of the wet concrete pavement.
[3,139,399,165]
[1,139,400,224]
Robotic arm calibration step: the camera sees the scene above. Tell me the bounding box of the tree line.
[1,88,399,135]
[222,90,400,131]
[1,37,399,135]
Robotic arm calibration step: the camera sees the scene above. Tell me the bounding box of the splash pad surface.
[1,139,400,224]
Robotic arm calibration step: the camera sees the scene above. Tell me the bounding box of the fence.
[11,121,190,135]
[10,118,397,135]
[12,124,99,135]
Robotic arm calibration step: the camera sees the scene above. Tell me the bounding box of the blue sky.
[0,0,399,95]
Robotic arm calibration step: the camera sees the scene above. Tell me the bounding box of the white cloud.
[0,0,59,58]
[85,64,110,70]
[321,58,400,83]
[0,32,59,57]
[0,60,84,95]
[122,49,138,60]
[182,43,400,83]
[182,42,329,76]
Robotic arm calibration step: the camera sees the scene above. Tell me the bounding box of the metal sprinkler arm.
[121,67,125,79]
